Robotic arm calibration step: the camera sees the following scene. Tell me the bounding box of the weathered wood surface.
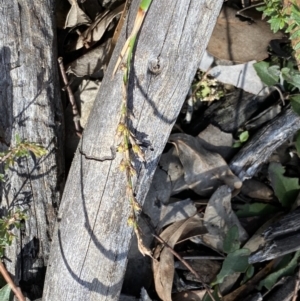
[249,207,300,263]
[43,0,223,300]
[230,107,300,180]
[190,89,266,135]
[0,0,64,299]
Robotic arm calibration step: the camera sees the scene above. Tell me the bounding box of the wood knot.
[148,57,164,75]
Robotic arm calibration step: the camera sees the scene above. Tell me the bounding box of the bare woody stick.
[0,261,26,301]
[57,57,82,137]
[153,234,216,301]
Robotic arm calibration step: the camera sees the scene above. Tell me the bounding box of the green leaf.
[15,134,21,145]
[256,6,266,12]
[245,265,255,280]
[254,62,280,86]
[258,251,300,290]
[223,225,240,254]
[290,29,300,40]
[295,130,300,155]
[282,69,300,90]
[236,203,279,218]
[291,13,300,25]
[140,0,152,11]
[233,141,242,148]
[291,95,300,115]
[0,284,12,301]
[241,265,255,284]
[268,162,300,207]
[212,248,251,285]
[291,3,300,16]
[268,18,281,32]
[294,41,300,51]
[0,174,4,182]
[200,82,211,98]
[286,23,297,33]
[239,131,249,143]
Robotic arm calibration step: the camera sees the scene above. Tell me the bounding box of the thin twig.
[0,150,12,164]
[292,264,300,301]
[153,234,216,301]
[183,256,224,260]
[236,2,264,19]
[57,57,82,137]
[0,260,26,301]
[273,85,286,106]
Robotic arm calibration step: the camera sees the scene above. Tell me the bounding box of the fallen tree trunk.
[230,107,300,180]
[43,0,223,300]
[0,0,64,299]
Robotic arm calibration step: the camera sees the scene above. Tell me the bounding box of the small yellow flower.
[117,123,126,133]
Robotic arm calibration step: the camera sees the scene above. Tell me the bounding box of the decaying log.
[42,0,223,300]
[230,107,300,180]
[190,89,266,135]
[265,275,297,301]
[0,0,64,299]
[249,207,300,263]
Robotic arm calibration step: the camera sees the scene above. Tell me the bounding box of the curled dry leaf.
[176,259,221,284]
[66,38,112,77]
[170,133,242,196]
[143,146,188,226]
[203,185,248,252]
[241,179,273,200]
[74,4,125,50]
[153,215,206,301]
[207,61,270,96]
[197,124,233,160]
[159,146,188,195]
[65,0,92,28]
[207,6,282,62]
[156,199,197,230]
[73,79,101,128]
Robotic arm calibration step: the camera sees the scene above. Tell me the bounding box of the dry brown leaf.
[203,185,248,252]
[65,0,91,28]
[74,4,124,50]
[153,215,206,301]
[73,79,101,127]
[207,6,283,62]
[66,38,111,77]
[241,179,273,200]
[176,259,221,284]
[159,146,188,195]
[170,133,242,197]
[156,199,197,230]
[197,124,233,160]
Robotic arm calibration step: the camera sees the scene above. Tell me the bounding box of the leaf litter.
[56,0,300,300]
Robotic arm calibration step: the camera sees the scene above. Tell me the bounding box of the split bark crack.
[79,146,116,161]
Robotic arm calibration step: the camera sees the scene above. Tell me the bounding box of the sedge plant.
[113,0,152,257]
[0,135,46,300]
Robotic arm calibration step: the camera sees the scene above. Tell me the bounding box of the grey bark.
[249,207,300,263]
[230,107,300,180]
[0,0,64,299]
[43,0,223,300]
[265,275,297,301]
